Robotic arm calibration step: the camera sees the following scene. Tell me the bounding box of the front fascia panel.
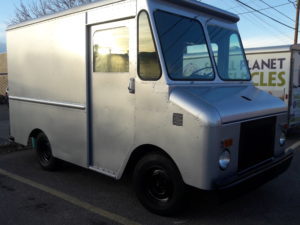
[217,112,287,184]
[135,83,289,189]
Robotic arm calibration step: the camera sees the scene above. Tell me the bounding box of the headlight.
[219,150,231,170]
[279,133,286,147]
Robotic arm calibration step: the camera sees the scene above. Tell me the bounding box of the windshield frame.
[207,24,251,82]
[153,9,216,81]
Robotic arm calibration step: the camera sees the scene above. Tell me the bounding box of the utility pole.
[294,0,300,44]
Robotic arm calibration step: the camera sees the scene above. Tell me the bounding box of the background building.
[0,53,7,96]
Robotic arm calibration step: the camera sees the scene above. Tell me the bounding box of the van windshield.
[154,10,214,81]
[207,25,250,81]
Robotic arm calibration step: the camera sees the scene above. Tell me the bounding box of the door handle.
[128,78,135,94]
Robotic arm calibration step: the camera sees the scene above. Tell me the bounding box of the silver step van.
[7,0,293,215]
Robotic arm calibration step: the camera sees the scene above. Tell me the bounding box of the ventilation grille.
[238,117,276,172]
[173,113,183,126]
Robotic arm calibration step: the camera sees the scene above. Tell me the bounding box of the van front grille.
[238,117,276,172]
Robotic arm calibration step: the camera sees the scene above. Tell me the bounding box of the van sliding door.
[90,19,135,176]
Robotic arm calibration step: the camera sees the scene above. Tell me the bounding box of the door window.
[138,11,161,80]
[93,27,129,72]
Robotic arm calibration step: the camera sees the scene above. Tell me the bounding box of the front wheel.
[36,133,58,170]
[133,153,186,216]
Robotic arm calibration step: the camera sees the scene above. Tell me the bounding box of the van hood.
[169,85,287,126]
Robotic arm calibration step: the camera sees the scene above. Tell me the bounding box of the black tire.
[0,95,5,104]
[133,153,186,216]
[36,133,57,170]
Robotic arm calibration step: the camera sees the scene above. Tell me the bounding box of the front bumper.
[215,151,294,190]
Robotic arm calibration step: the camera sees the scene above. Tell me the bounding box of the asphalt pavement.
[0,143,299,225]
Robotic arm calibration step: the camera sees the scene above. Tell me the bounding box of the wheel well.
[28,129,44,147]
[122,144,176,178]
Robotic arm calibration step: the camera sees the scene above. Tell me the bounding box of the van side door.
[90,19,135,177]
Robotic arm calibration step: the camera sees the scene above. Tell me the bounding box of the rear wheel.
[36,133,57,170]
[133,153,186,216]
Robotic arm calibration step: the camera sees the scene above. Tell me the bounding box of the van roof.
[169,0,239,22]
[7,0,239,31]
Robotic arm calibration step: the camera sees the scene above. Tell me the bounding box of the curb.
[0,139,29,155]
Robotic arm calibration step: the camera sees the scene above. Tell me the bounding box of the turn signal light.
[222,139,233,148]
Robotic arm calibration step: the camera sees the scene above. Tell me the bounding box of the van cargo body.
[7,0,293,215]
[246,45,300,128]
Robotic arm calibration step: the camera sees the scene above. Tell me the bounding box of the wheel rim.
[145,168,173,203]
